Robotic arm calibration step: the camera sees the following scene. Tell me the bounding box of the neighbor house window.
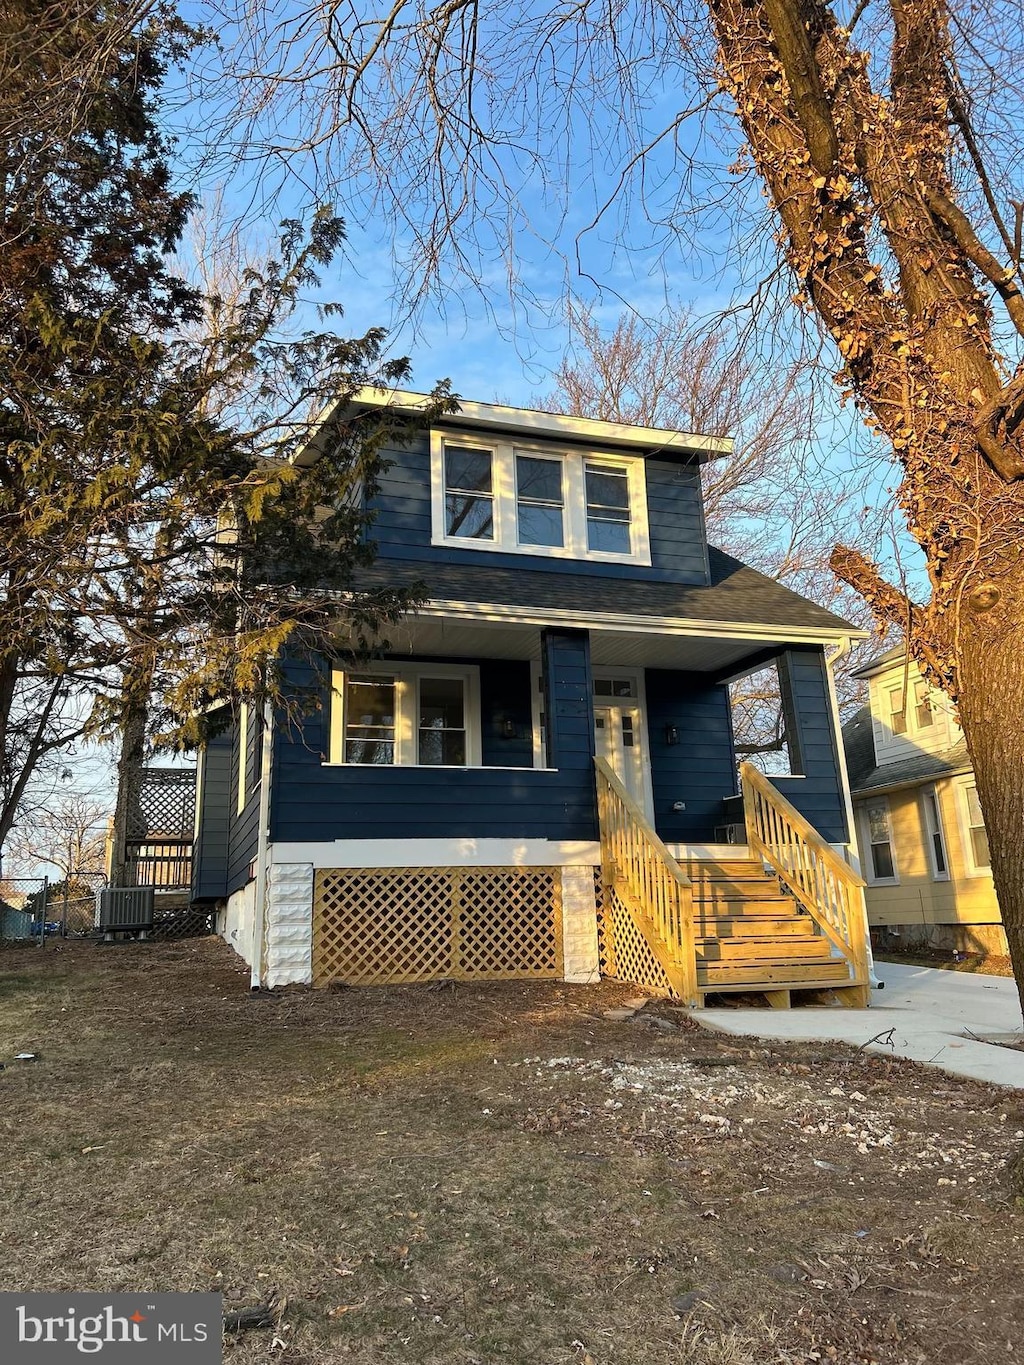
[913,680,934,729]
[960,783,991,872]
[887,687,907,736]
[432,435,649,564]
[330,665,479,766]
[920,786,949,880]
[863,799,898,883]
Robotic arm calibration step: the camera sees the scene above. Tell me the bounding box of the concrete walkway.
[696,961,1024,1089]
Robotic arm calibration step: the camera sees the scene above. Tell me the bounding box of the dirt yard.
[1,939,1023,1364]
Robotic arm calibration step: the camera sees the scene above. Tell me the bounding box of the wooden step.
[694,899,798,920]
[695,915,810,937]
[689,877,787,898]
[684,859,766,879]
[695,935,832,962]
[698,959,853,988]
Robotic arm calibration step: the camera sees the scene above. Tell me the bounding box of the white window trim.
[919,784,950,882]
[859,797,899,886]
[954,777,992,877]
[328,662,481,767]
[429,431,652,566]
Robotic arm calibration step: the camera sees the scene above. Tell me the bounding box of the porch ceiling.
[379,615,799,673]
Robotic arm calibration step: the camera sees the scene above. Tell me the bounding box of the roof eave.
[296,386,734,466]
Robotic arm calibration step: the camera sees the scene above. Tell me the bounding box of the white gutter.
[409,597,869,646]
[250,700,274,990]
[826,636,880,991]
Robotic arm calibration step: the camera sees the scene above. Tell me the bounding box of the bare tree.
[539,301,880,623]
[7,793,109,882]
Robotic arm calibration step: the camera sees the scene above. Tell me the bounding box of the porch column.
[775,646,850,844]
[540,626,595,769]
[540,627,598,838]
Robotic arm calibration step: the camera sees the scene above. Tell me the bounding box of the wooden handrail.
[739,761,869,981]
[594,758,699,1006]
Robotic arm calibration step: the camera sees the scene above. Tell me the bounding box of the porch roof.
[353,547,861,639]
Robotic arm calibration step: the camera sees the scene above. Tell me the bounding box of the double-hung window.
[959,782,991,872]
[585,462,632,553]
[444,446,494,540]
[920,786,949,880]
[886,686,907,736]
[431,434,649,564]
[862,799,898,883]
[515,454,565,547]
[330,664,479,766]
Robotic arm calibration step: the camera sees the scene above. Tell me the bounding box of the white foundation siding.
[265,862,315,987]
[220,881,256,968]
[560,865,601,983]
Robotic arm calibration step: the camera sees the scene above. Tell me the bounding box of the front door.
[594,686,650,818]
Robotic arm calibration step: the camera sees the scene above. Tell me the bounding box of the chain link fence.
[1,871,212,944]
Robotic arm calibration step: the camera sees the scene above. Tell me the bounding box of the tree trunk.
[108,702,147,888]
[706,0,1024,1014]
[953,596,1024,1016]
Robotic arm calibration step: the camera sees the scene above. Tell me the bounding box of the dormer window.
[913,679,933,729]
[444,446,494,540]
[516,454,565,547]
[585,463,632,553]
[431,433,650,564]
[886,686,907,735]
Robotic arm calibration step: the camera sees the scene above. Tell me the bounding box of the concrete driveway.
[697,961,1024,1089]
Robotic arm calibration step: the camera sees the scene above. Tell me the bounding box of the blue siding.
[227,714,261,896]
[268,651,596,843]
[771,647,848,843]
[645,670,739,842]
[367,438,709,583]
[479,660,533,768]
[191,728,232,902]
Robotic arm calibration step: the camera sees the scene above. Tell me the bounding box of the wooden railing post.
[738,761,869,992]
[594,758,699,1007]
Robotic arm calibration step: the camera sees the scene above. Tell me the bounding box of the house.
[843,648,1004,957]
[191,389,873,1006]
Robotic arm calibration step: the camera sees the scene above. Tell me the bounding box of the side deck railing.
[595,758,698,1006]
[739,762,869,984]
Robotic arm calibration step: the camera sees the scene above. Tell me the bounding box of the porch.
[255,609,868,1004]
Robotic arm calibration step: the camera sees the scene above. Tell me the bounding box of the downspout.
[825,636,880,989]
[250,700,274,989]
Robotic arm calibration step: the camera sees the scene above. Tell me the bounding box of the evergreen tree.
[0,1,450,849]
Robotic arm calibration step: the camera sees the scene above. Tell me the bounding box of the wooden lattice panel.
[313,867,562,987]
[456,869,561,980]
[602,886,674,997]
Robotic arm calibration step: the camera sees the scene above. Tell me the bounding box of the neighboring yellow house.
[842,647,1004,956]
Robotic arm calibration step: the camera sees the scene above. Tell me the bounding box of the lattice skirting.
[312,867,563,987]
[597,876,674,997]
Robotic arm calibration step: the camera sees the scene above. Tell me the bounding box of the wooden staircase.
[686,857,863,1005]
[595,758,871,1009]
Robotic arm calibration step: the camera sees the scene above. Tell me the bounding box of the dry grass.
[2,939,1023,1364]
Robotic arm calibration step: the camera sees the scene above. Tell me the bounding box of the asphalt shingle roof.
[842,705,972,794]
[354,546,858,635]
